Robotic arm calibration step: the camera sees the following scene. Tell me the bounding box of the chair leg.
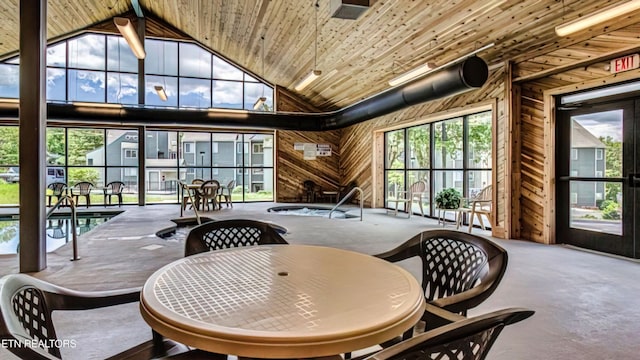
[478,213,486,230]
[468,211,475,233]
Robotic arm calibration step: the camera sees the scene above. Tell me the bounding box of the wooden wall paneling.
[274,86,341,203]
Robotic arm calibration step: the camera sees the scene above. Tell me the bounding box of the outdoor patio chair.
[104,181,125,207]
[388,180,427,218]
[374,229,508,331]
[0,273,191,359]
[198,179,220,211]
[456,185,493,233]
[46,182,67,207]
[185,219,288,257]
[356,308,534,360]
[70,181,94,208]
[217,180,236,208]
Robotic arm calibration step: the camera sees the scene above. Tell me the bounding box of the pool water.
[0,214,117,255]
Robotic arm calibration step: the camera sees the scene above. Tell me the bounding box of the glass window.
[145,76,178,107]
[179,78,211,108]
[46,68,66,101]
[46,128,66,166]
[212,80,243,109]
[434,118,463,169]
[68,34,105,70]
[0,64,19,98]
[384,111,492,220]
[407,125,429,169]
[46,42,66,67]
[145,39,178,75]
[467,112,492,168]
[0,127,19,165]
[68,167,105,188]
[385,130,404,169]
[68,70,106,102]
[106,129,138,166]
[596,148,603,160]
[107,36,138,73]
[212,55,243,80]
[68,129,105,166]
[107,72,138,104]
[179,43,211,78]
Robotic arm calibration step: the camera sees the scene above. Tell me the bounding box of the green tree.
[0,127,19,165]
[46,128,65,165]
[599,136,622,201]
[67,129,104,165]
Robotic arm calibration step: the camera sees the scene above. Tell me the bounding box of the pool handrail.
[329,187,363,221]
[46,194,80,261]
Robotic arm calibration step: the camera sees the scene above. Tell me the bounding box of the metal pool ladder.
[46,194,80,261]
[329,187,363,221]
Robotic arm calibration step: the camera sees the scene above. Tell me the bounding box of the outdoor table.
[140,244,425,358]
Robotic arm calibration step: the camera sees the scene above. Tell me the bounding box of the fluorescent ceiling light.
[294,70,322,91]
[555,1,640,36]
[72,102,122,108]
[114,17,146,59]
[0,98,19,103]
[388,62,436,86]
[253,96,267,110]
[154,86,168,101]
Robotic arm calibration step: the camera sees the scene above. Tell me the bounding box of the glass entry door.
[556,98,639,258]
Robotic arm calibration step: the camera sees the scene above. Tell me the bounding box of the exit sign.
[610,54,640,74]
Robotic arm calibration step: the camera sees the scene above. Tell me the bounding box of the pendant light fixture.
[114,17,146,59]
[254,36,267,110]
[294,1,322,91]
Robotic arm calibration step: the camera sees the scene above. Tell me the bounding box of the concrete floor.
[0,203,638,359]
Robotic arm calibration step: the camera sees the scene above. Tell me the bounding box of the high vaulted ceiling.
[2,0,640,110]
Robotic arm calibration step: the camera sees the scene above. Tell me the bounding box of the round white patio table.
[140,244,425,358]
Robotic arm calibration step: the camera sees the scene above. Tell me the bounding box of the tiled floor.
[1,203,638,359]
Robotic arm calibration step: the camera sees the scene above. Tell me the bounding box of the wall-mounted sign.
[610,54,639,74]
[295,142,332,160]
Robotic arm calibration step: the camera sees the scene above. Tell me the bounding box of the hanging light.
[294,1,322,91]
[154,86,168,101]
[113,17,146,59]
[254,36,268,111]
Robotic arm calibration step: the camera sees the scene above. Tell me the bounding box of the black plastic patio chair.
[184,219,288,257]
[374,229,508,331]
[356,308,534,360]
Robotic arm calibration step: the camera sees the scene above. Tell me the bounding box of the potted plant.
[435,188,462,209]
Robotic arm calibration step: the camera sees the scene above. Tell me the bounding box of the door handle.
[629,173,640,188]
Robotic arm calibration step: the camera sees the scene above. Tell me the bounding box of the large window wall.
[384,111,492,223]
[0,33,273,110]
[0,125,274,206]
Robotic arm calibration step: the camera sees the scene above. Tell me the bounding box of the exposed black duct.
[0,56,488,131]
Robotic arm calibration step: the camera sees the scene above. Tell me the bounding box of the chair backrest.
[0,274,140,360]
[200,179,220,198]
[365,308,534,360]
[73,181,93,195]
[185,219,288,256]
[226,179,236,192]
[0,275,61,358]
[106,181,125,194]
[303,180,317,191]
[409,180,427,194]
[472,185,492,202]
[375,229,507,316]
[192,178,205,185]
[47,182,66,196]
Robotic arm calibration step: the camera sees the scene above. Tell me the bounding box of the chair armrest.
[47,285,142,311]
[423,302,466,323]
[429,282,491,313]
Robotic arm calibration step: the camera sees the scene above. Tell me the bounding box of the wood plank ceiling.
[1,0,640,110]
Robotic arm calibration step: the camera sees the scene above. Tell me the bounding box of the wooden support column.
[19,0,47,272]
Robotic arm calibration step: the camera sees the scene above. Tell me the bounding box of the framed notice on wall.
[295,143,332,160]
